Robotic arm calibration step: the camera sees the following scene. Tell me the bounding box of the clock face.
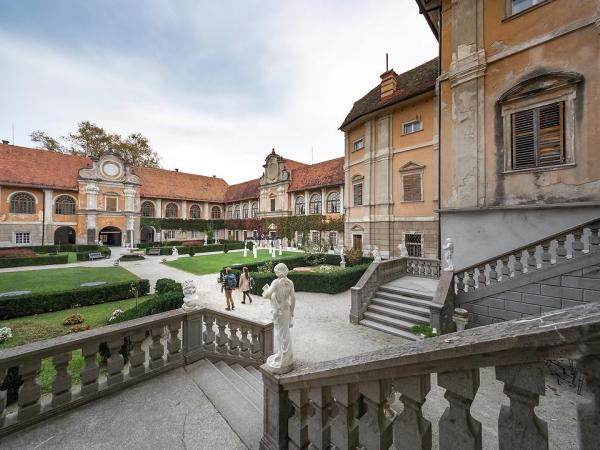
[102,162,121,178]
[267,160,278,181]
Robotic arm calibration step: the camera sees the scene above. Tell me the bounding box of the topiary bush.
[62,313,85,325]
[155,278,183,295]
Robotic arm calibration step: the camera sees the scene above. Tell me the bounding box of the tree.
[29,121,161,168]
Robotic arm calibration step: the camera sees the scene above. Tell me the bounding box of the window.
[402,172,423,202]
[106,196,118,212]
[10,192,35,214]
[226,206,233,219]
[270,198,276,212]
[165,203,178,218]
[329,231,337,248]
[309,193,322,215]
[511,102,564,170]
[509,0,546,15]
[211,206,221,219]
[297,232,304,245]
[141,201,155,218]
[352,139,365,152]
[405,233,422,257]
[234,206,241,219]
[353,182,363,206]
[326,192,340,213]
[189,204,201,219]
[191,230,200,239]
[251,202,258,218]
[403,120,422,135]
[311,231,320,244]
[295,196,305,215]
[15,232,31,244]
[164,230,176,240]
[242,204,249,219]
[55,195,76,215]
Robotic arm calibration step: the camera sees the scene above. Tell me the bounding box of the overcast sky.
[0,0,437,184]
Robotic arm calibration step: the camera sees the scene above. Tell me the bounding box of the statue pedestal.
[265,356,293,374]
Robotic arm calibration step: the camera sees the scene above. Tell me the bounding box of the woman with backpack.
[239,266,254,304]
[222,267,236,311]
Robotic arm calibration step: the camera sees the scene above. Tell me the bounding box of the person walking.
[239,266,253,304]
[222,267,236,311]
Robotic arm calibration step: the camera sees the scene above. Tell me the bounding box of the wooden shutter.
[512,109,536,169]
[538,102,564,166]
[402,173,423,201]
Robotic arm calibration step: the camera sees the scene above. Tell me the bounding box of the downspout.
[437,8,442,260]
[42,192,46,246]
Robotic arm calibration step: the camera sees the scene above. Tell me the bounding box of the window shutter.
[402,173,422,201]
[512,109,536,169]
[538,102,564,166]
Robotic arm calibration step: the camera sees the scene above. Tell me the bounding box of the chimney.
[1,140,9,145]
[175,168,179,173]
[380,69,398,99]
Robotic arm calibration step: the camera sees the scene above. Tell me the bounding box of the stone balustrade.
[454,219,600,296]
[406,257,441,279]
[0,308,272,437]
[260,302,600,450]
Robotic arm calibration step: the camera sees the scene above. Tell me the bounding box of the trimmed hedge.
[0,254,68,269]
[0,279,150,320]
[146,242,245,255]
[75,247,111,261]
[155,278,183,295]
[108,289,184,325]
[222,254,372,276]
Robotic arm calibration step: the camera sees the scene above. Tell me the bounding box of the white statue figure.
[243,240,248,257]
[271,243,276,258]
[398,243,408,257]
[443,237,454,272]
[182,279,201,311]
[172,247,179,257]
[340,246,346,268]
[278,240,283,256]
[262,263,295,374]
[372,246,382,262]
[253,244,258,259]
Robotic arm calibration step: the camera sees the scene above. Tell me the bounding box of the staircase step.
[367,304,429,324]
[371,297,431,317]
[362,311,419,331]
[375,291,433,308]
[214,361,262,407]
[245,365,263,381]
[231,363,263,395]
[379,285,433,300]
[186,359,262,450]
[359,319,418,340]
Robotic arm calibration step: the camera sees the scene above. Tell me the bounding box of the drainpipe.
[42,193,46,245]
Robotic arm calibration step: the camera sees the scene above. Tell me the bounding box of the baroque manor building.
[0,144,343,248]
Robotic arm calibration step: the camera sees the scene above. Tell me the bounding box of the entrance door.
[140,226,155,244]
[352,234,362,251]
[54,226,76,245]
[99,226,122,246]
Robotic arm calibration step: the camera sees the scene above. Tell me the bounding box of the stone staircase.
[359,276,438,340]
[186,359,264,450]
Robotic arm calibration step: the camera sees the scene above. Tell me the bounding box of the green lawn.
[0,266,137,294]
[166,249,299,275]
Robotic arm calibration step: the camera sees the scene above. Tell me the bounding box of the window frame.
[404,232,423,258]
[504,0,553,19]
[326,191,340,214]
[234,205,241,219]
[294,196,305,215]
[309,193,322,215]
[352,138,365,152]
[141,201,156,218]
[242,204,249,219]
[54,195,76,216]
[270,198,276,212]
[164,230,176,240]
[165,202,178,218]
[14,231,31,245]
[251,202,258,218]
[400,171,424,203]
[328,231,337,248]
[352,181,363,206]
[211,206,221,219]
[9,192,36,214]
[189,204,201,219]
[105,195,119,213]
[402,120,423,135]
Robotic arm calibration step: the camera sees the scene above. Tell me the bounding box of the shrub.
[155,278,183,295]
[145,242,244,256]
[62,314,85,325]
[109,309,124,322]
[68,323,91,333]
[0,327,13,343]
[346,248,363,267]
[0,254,68,268]
[246,241,254,250]
[0,279,151,320]
[223,243,229,254]
[410,324,438,338]
[108,290,184,325]
[188,248,195,257]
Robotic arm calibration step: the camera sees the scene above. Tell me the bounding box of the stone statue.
[398,243,408,257]
[443,237,454,272]
[278,240,283,256]
[372,246,382,262]
[182,279,201,311]
[253,244,258,259]
[243,240,248,257]
[340,246,346,268]
[172,247,179,257]
[262,263,295,374]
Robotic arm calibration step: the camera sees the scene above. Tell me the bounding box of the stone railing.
[0,308,272,437]
[350,257,440,324]
[260,302,600,450]
[454,218,600,298]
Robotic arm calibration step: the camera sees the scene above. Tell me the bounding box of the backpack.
[249,276,255,289]
[226,273,237,289]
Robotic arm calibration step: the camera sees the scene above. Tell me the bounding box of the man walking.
[222,267,236,311]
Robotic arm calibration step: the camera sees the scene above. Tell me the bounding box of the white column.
[181,200,187,219]
[44,190,53,223]
[124,188,136,212]
[340,186,344,211]
[156,199,162,218]
[321,188,326,215]
[204,202,210,220]
[304,190,310,215]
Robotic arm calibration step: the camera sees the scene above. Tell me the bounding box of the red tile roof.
[0,144,91,190]
[340,58,438,129]
[288,157,344,192]
[225,178,260,203]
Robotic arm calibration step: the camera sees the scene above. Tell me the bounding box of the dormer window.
[352,139,365,152]
[403,120,422,135]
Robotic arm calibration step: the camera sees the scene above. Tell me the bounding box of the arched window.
[10,192,35,214]
[141,201,155,218]
[242,204,249,219]
[251,202,258,218]
[55,195,76,215]
[309,193,322,215]
[226,206,233,219]
[165,203,178,218]
[295,196,305,215]
[234,205,241,219]
[189,204,201,219]
[326,192,340,214]
[211,206,221,219]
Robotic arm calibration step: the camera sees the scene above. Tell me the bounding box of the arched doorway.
[140,226,155,244]
[54,226,76,245]
[99,226,122,246]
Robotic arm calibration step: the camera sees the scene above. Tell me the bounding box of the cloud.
[0,0,437,184]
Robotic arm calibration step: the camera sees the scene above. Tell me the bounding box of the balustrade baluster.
[358,380,393,450]
[496,362,548,450]
[228,324,240,357]
[577,351,600,450]
[307,386,332,449]
[489,261,499,284]
[466,270,476,291]
[0,367,6,426]
[540,242,552,269]
[526,247,538,272]
[500,256,511,280]
[424,261,431,278]
[438,369,481,450]
[513,253,524,277]
[330,384,359,450]
[203,314,216,352]
[107,337,125,385]
[288,389,309,450]
[149,326,165,369]
[17,359,41,420]
[216,319,229,354]
[589,224,600,253]
[456,273,466,293]
[250,328,263,360]
[393,375,431,450]
[167,320,182,363]
[51,352,72,407]
[240,326,251,357]
[477,266,487,287]
[572,231,585,257]
[80,342,100,395]
[129,330,147,377]
[555,235,568,262]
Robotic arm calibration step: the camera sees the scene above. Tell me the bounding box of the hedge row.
[109,287,184,325]
[75,247,111,261]
[0,279,151,320]
[145,242,245,255]
[138,239,241,249]
[29,244,106,254]
[0,254,69,269]
[223,254,372,275]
